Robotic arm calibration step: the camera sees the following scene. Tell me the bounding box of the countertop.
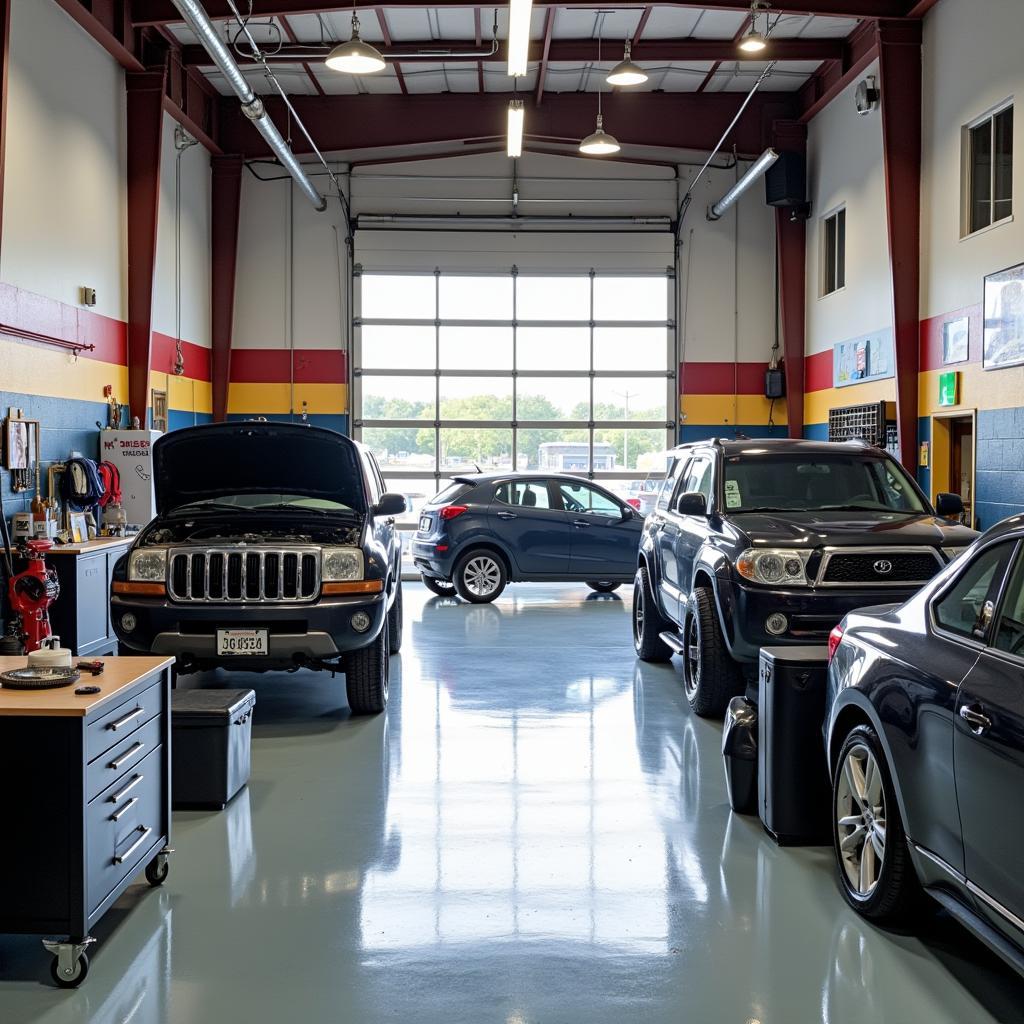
[46,537,134,555]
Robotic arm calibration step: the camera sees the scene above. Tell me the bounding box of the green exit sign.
[938,371,959,407]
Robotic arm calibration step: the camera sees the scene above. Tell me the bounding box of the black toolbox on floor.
[722,695,759,815]
[171,689,255,809]
[757,646,832,846]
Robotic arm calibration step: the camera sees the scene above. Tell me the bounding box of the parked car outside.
[825,514,1024,975]
[633,438,978,716]
[110,422,405,714]
[411,473,644,603]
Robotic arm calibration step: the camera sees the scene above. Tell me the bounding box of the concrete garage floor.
[1,584,1022,1022]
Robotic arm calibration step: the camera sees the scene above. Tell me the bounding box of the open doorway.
[930,410,976,528]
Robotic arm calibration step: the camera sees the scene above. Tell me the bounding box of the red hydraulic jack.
[7,540,60,654]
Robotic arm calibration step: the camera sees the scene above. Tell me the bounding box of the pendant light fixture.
[580,26,619,156]
[606,39,647,87]
[738,1,769,54]
[326,4,386,74]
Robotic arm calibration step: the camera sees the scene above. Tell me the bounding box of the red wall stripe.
[681,361,772,395]
[230,348,348,384]
[151,332,212,381]
[919,304,981,372]
[805,350,833,393]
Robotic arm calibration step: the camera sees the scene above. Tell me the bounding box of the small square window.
[964,102,1013,236]
[821,207,846,297]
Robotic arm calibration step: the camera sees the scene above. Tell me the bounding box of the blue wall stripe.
[226,413,350,436]
[680,424,788,444]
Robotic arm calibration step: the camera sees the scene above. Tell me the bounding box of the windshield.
[175,494,357,514]
[722,454,927,514]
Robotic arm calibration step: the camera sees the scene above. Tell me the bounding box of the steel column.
[772,120,807,439]
[877,18,922,472]
[126,68,167,427]
[211,155,243,422]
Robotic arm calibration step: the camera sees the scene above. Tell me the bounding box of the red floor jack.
[3,536,60,654]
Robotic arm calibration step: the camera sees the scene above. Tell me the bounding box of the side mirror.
[935,492,964,518]
[374,493,407,517]
[675,491,707,517]
[620,505,637,522]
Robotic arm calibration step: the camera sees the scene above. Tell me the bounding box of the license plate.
[419,516,431,532]
[216,629,268,656]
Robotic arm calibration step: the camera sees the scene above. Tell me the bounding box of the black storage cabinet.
[722,696,758,815]
[171,689,255,809]
[757,646,832,845]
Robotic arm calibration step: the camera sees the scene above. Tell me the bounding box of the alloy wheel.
[463,556,501,598]
[835,743,887,898]
[633,581,644,648]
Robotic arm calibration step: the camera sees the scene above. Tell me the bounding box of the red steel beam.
[376,10,408,95]
[132,1,920,26]
[178,36,846,66]
[772,119,807,440]
[797,18,876,122]
[53,0,144,71]
[632,6,653,45]
[125,69,167,426]
[876,18,922,473]
[0,0,9,263]
[211,155,243,422]
[535,9,554,106]
[281,14,325,96]
[219,89,798,156]
[696,13,750,94]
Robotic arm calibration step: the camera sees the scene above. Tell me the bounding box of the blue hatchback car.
[411,473,646,602]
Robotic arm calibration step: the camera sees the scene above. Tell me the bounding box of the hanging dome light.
[579,114,620,155]
[606,40,648,87]
[737,27,767,53]
[326,13,386,74]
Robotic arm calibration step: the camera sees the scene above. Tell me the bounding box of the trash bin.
[757,646,831,845]
[171,689,255,809]
[722,695,759,815]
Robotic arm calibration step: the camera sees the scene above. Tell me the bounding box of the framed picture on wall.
[983,262,1024,370]
[942,316,970,364]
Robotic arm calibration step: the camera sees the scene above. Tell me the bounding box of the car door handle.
[959,703,992,734]
[496,511,518,520]
[572,520,590,529]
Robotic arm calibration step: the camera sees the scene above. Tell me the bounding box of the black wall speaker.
[765,151,806,208]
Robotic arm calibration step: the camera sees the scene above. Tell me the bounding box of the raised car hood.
[153,422,367,515]
[729,510,977,548]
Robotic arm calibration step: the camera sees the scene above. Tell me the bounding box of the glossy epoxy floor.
[2,584,1023,1023]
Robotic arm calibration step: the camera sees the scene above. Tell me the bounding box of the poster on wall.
[983,262,1024,370]
[833,329,894,388]
[942,316,970,364]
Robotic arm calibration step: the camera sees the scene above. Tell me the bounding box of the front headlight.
[737,548,812,587]
[322,547,364,582]
[128,548,167,582]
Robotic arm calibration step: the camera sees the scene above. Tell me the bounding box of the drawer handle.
[109,742,145,770]
[110,774,144,804]
[110,797,139,822]
[108,707,144,731]
[114,826,153,865]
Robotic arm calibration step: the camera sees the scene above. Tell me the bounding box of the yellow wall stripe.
[919,363,1024,417]
[804,378,896,427]
[227,382,349,416]
[2,335,127,404]
[682,393,787,426]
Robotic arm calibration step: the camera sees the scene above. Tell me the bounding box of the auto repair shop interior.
[1,0,1023,1019]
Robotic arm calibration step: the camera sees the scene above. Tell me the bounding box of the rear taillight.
[439,505,469,521]
[828,624,845,663]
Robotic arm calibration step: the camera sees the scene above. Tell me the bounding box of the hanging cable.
[173,126,198,377]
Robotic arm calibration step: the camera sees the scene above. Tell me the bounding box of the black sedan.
[825,514,1024,973]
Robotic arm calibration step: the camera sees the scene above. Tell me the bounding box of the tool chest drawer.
[86,679,163,762]
[86,715,162,802]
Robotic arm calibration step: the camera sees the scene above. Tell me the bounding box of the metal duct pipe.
[355,214,672,230]
[170,0,326,211]
[707,148,778,221]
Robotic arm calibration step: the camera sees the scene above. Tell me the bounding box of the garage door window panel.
[516,276,590,321]
[361,274,436,319]
[439,377,513,420]
[439,326,513,371]
[362,375,437,415]
[362,427,437,471]
[362,325,436,371]
[439,275,513,320]
[593,276,669,321]
[440,428,512,471]
[517,327,590,371]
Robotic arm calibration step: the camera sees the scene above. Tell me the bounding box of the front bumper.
[112,591,387,670]
[723,581,918,663]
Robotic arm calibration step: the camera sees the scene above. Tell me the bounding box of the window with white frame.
[354,269,675,528]
[820,207,846,297]
[964,101,1013,235]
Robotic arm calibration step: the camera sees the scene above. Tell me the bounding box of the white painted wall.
[921,0,1023,319]
[804,59,892,355]
[152,113,212,348]
[2,0,126,320]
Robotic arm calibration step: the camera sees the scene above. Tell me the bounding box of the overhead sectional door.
[352,234,677,533]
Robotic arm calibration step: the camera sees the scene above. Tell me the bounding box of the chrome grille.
[168,548,320,603]
[815,547,943,587]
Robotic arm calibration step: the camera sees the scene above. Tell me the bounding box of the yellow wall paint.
[227,382,349,416]
[919,364,1024,417]
[1,335,127,403]
[148,371,213,415]
[681,393,787,426]
[804,377,896,426]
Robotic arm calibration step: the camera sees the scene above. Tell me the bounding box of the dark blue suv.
[412,473,644,602]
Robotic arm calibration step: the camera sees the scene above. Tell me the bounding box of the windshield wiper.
[172,501,253,514]
[733,506,794,513]
[819,504,912,514]
[251,503,344,516]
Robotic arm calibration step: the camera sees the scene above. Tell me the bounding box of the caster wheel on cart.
[145,855,169,887]
[50,952,89,988]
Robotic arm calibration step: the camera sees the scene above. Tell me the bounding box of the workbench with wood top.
[0,656,173,987]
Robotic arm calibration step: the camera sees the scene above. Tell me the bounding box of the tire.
[587,581,621,593]
[422,575,456,598]
[145,855,169,887]
[683,586,742,718]
[345,619,390,715]
[51,952,89,988]
[453,550,507,604]
[632,567,673,663]
[387,579,403,655]
[832,724,919,922]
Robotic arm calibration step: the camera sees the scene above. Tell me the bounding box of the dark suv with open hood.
[110,422,406,714]
[633,438,978,717]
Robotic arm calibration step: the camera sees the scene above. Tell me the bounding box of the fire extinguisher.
[1,514,59,654]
